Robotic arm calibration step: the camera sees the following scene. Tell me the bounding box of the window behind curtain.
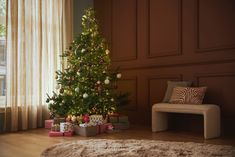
[0,0,6,107]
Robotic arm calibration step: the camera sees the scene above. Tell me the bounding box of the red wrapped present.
[64,131,74,137]
[97,124,109,134]
[48,131,63,137]
[100,124,107,133]
[45,120,53,129]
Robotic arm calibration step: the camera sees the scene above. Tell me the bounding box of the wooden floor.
[0,125,235,157]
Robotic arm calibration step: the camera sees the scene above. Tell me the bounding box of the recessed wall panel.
[112,0,137,61]
[196,0,235,51]
[149,0,182,57]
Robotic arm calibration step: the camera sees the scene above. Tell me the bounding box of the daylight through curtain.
[6,0,73,131]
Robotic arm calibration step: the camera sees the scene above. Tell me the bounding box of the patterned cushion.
[169,87,207,104]
[162,81,192,103]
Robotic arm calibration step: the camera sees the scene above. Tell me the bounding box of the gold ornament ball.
[105,49,110,55]
[71,116,77,122]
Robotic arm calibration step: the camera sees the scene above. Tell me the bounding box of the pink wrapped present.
[64,131,74,137]
[106,123,114,131]
[45,120,53,129]
[48,131,63,137]
[100,124,107,133]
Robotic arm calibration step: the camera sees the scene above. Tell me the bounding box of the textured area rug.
[41,139,235,157]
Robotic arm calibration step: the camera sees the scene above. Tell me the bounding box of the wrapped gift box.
[118,116,128,123]
[108,113,119,123]
[89,115,104,124]
[45,120,53,129]
[74,125,80,135]
[60,122,74,132]
[49,131,63,137]
[106,123,114,131]
[64,131,74,137]
[113,122,130,130]
[108,114,129,124]
[79,126,97,137]
[109,116,118,123]
[96,123,110,134]
[51,124,60,132]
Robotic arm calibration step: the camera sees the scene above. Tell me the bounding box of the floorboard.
[0,125,234,157]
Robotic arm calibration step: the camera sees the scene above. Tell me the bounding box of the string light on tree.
[46,8,128,117]
[75,87,79,93]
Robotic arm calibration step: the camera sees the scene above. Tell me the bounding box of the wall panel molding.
[195,72,235,86]
[116,58,235,71]
[95,0,235,132]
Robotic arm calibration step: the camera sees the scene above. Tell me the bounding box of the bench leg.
[152,111,168,132]
[203,108,221,139]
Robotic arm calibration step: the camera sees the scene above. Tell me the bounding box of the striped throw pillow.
[169,87,207,104]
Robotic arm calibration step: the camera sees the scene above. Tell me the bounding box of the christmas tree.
[46,8,123,118]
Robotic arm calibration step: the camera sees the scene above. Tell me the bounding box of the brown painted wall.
[94,0,235,135]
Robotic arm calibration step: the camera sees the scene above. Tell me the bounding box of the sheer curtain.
[6,0,73,131]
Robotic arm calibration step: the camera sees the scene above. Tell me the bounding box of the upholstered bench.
[152,103,220,139]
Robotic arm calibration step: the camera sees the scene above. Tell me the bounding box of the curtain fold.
[6,0,73,131]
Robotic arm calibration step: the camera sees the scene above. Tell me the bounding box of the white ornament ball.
[75,87,79,93]
[111,98,114,102]
[55,84,60,90]
[105,49,110,55]
[117,73,122,79]
[81,49,86,53]
[83,93,88,98]
[104,79,110,84]
[97,81,101,84]
[77,72,81,76]
[82,15,87,19]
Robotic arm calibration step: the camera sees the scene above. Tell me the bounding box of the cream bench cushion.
[152,103,220,139]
